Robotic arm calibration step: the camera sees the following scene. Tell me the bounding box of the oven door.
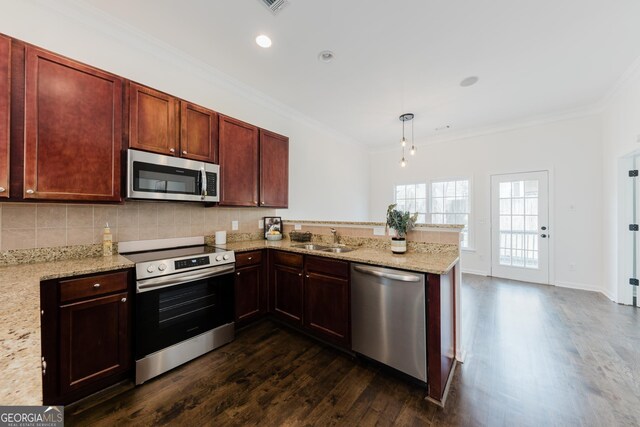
[127,149,219,202]
[135,265,234,359]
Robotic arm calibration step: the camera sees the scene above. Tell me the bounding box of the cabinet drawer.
[60,271,128,303]
[272,251,303,269]
[305,255,349,279]
[236,250,262,268]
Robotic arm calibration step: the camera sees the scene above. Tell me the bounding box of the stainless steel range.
[120,237,235,385]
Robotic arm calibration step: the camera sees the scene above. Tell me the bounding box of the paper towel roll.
[215,230,227,245]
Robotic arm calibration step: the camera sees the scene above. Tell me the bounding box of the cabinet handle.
[182,150,187,155]
[121,297,127,303]
[169,148,175,153]
[236,272,241,276]
[248,257,252,260]
[26,189,35,194]
[93,283,101,288]
[0,187,5,193]
[42,357,46,376]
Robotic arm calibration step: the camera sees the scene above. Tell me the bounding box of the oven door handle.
[136,264,235,293]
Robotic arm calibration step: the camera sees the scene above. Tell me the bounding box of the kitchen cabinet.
[23,46,123,201]
[41,270,132,405]
[234,250,266,328]
[269,251,304,325]
[219,115,259,206]
[259,129,288,208]
[303,256,350,348]
[0,35,9,198]
[129,83,218,163]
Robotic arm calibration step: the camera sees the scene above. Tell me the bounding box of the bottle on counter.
[103,223,113,257]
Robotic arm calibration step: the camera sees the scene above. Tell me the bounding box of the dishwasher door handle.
[353,265,421,282]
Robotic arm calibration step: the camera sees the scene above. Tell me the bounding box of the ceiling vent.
[260,0,289,15]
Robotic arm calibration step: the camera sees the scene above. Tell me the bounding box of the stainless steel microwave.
[126,149,219,203]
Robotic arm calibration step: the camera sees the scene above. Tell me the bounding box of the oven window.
[159,282,216,328]
[133,161,199,194]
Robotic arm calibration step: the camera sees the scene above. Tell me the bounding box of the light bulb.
[410,146,416,156]
[400,157,406,167]
[401,138,406,147]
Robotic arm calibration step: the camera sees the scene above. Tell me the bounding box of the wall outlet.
[258,219,264,229]
[373,227,386,236]
[232,220,238,231]
[294,224,302,230]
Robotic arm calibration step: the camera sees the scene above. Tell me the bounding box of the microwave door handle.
[200,168,206,199]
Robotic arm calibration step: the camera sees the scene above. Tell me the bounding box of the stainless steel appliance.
[351,263,427,382]
[126,149,219,203]
[120,237,235,385]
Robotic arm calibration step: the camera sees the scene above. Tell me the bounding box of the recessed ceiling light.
[256,35,272,48]
[460,76,479,87]
[318,50,335,63]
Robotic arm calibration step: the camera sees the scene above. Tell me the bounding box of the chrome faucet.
[330,228,339,244]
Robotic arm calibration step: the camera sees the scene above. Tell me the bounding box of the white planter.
[391,238,407,254]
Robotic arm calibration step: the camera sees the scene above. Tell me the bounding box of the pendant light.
[399,113,414,167]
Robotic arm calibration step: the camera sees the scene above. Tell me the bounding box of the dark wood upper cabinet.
[0,35,9,198]
[219,115,259,206]
[128,82,178,156]
[180,101,218,163]
[259,129,288,208]
[24,47,122,201]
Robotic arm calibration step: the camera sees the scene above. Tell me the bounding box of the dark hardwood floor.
[66,275,640,426]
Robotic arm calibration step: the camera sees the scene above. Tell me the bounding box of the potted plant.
[386,204,418,254]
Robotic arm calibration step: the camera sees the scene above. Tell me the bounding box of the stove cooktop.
[123,245,229,264]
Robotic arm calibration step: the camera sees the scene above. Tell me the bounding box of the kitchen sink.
[292,243,330,250]
[320,247,354,253]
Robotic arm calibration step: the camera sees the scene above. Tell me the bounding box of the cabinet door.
[59,292,129,395]
[0,35,9,198]
[24,47,122,201]
[235,264,263,327]
[180,101,217,162]
[259,129,288,208]
[304,272,350,347]
[272,264,304,325]
[129,82,178,156]
[219,115,259,206]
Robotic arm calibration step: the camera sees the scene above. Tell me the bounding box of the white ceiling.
[82,0,640,147]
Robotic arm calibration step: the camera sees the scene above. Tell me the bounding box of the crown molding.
[597,54,640,110]
[31,0,365,149]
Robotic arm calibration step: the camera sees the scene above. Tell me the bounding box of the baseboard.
[461,268,489,276]
[555,281,615,301]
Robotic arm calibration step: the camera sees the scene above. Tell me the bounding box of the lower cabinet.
[234,250,266,328]
[41,270,132,405]
[304,256,350,348]
[270,251,304,326]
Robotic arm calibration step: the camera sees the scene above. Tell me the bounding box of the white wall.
[0,0,370,221]
[370,116,604,292]
[601,61,640,303]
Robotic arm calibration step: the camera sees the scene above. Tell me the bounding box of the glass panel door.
[491,171,549,284]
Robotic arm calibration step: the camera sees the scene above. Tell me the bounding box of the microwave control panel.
[205,172,217,196]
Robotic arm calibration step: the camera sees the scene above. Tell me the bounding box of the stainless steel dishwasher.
[351,263,426,382]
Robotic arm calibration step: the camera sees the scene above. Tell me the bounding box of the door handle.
[541,234,548,238]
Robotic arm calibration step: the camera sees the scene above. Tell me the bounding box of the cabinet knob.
[298,273,302,277]
[121,297,127,303]
[169,148,175,153]
[248,257,252,260]
[0,187,5,193]
[182,150,187,155]
[236,272,241,276]
[306,275,310,278]
[261,201,265,205]
[93,283,101,288]
[26,189,35,194]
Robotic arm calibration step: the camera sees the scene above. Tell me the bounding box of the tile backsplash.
[0,202,276,251]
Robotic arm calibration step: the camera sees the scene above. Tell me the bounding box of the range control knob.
[223,254,230,260]
[215,255,223,262]
[147,265,156,273]
[158,263,167,271]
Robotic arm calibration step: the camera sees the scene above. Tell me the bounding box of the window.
[394,183,427,224]
[430,179,471,248]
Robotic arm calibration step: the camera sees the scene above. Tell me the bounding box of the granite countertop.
[218,239,459,275]
[0,255,134,405]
